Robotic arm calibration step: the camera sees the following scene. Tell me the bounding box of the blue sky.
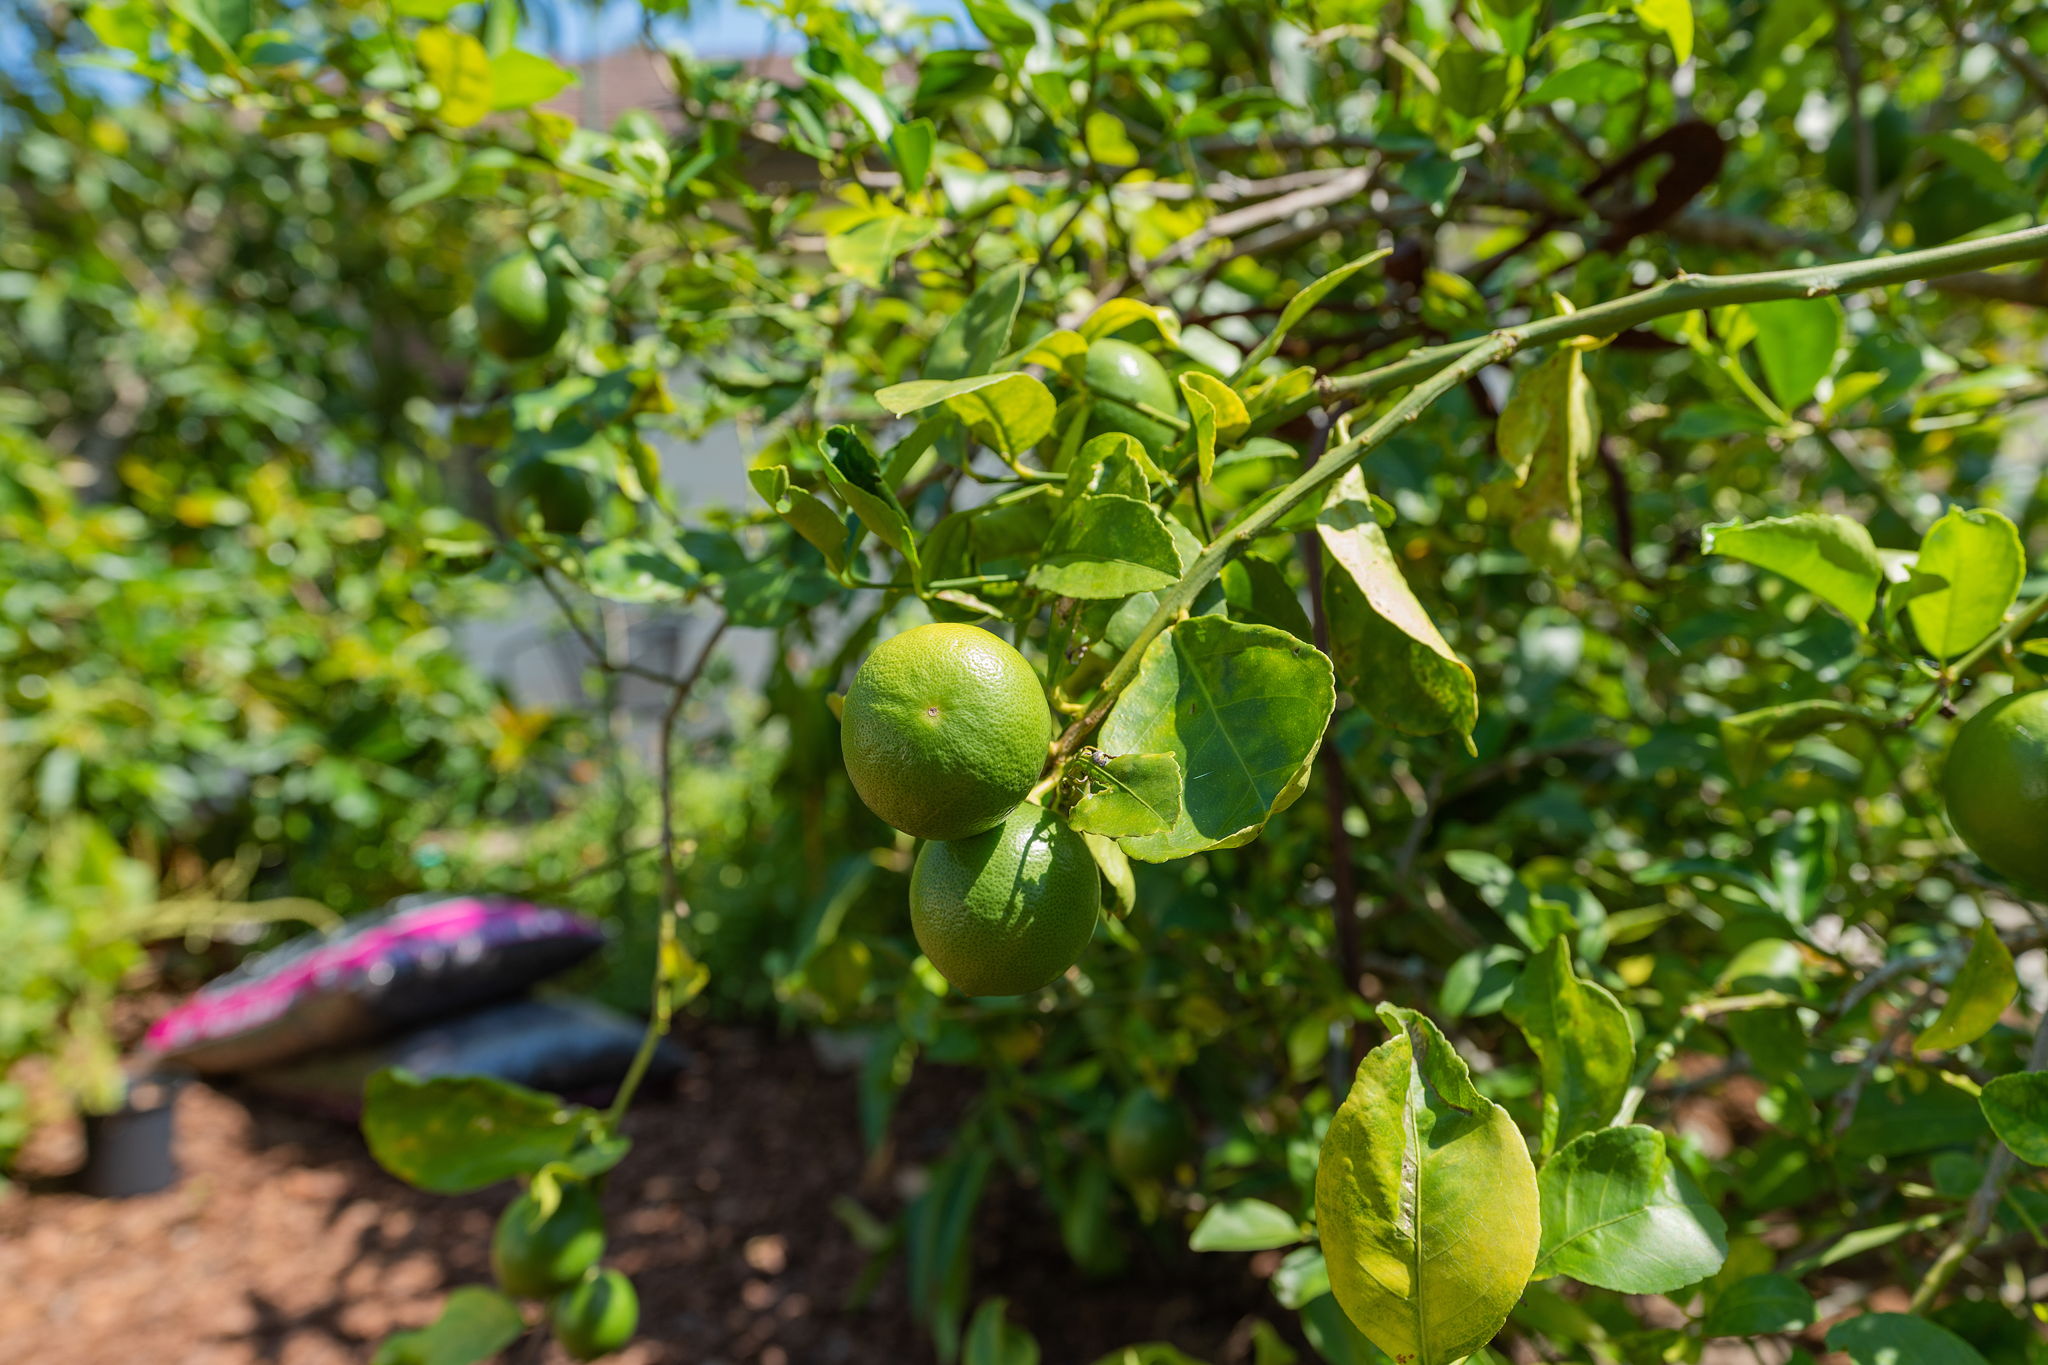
[537,0,974,61]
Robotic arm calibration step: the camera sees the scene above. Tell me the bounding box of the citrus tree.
[48,0,2048,1361]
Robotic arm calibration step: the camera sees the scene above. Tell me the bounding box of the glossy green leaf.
[1505,937,1632,1153]
[876,373,1055,456]
[819,426,917,563]
[1178,372,1249,485]
[1026,492,1180,599]
[827,211,940,287]
[1719,699,1868,784]
[1078,298,1181,347]
[362,1069,596,1193]
[750,465,848,573]
[1495,347,1597,573]
[1535,1125,1728,1293]
[1188,1198,1304,1251]
[1082,831,1137,919]
[1827,1313,1991,1365]
[416,26,493,127]
[891,117,937,192]
[371,1287,525,1365]
[1916,921,2019,1051]
[1704,513,1883,629]
[1233,251,1387,380]
[1069,751,1182,838]
[1270,1246,1331,1310]
[487,50,574,110]
[1745,297,1842,413]
[1100,617,1335,861]
[1318,470,1477,740]
[1703,1274,1816,1337]
[1317,1005,1539,1365]
[1907,507,2025,659]
[929,262,1029,380]
[1980,1071,2048,1166]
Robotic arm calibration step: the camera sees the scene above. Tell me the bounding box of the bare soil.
[0,1021,1280,1365]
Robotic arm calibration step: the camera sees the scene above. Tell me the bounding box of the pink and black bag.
[143,896,606,1074]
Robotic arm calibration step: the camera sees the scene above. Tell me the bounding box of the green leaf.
[1534,1125,1728,1294]
[1495,347,1598,574]
[1177,372,1250,485]
[1026,493,1180,599]
[1633,0,1694,62]
[361,1069,597,1193]
[1088,1348,1214,1365]
[487,50,574,109]
[1980,1071,2048,1166]
[416,26,494,127]
[876,373,1056,457]
[1232,251,1388,381]
[1744,297,1843,413]
[1270,1247,1332,1310]
[1317,1005,1539,1365]
[1078,299,1181,348]
[1907,507,2025,660]
[1318,470,1477,740]
[827,211,940,287]
[819,426,917,564]
[371,1287,525,1365]
[1528,59,1643,106]
[1827,1313,1991,1365]
[1099,0,1201,33]
[1719,700,1867,785]
[750,465,848,573]
[1084,110,1140,167]
[1703,1274,1816,1337]
[1188,1198,1304,1251]
[1069,751,1182,838]
[930,263,1029,380]
[1703,513,1883,629]
[1504,937,1633,1154]
[1082,831,1138,919]
[1099,617,1335,861]
[964,1298,1040,1365]
[1916,922,2019,1052]
[891,117,937,192]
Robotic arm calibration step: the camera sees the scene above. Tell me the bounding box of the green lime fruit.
[1905,170,2013,246]
[1943,690,2048,891]
[551,1269,639,1361]
[909,802,1100,996]
[1107,1089,1193,1183]
[500,456,597,535]
[1083,338,1180,457]
[476,250,569,361]
[490,1181,606,1299]
[1823,102,1912,195]
[841,623,1050,841]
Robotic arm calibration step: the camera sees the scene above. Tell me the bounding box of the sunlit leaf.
[1703,513,1883,629]
[1907,507,2024,660]
[1915,921,2018,1052]
[1535,1125,1728,1293]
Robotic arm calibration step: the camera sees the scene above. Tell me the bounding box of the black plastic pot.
[78,1074,183,1199]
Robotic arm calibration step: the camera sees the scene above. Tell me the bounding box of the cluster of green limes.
[490,1178,639,1361]
[840,623,1101,996]
[1944,689,2048,892]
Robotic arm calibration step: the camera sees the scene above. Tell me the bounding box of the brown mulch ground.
[0,1021,1281,1365]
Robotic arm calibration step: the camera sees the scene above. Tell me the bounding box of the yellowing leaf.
[416,26,493,127]
[1634,0,1694,62]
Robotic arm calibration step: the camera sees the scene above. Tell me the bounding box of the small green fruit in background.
[1083,338,1180,457]
[551,1268,640,1361]
[840,623,1050,841]
[475,250,569,361]
[1943,689,2048,891]
[499,455,598,536]
[910,802,1100,996]
[1823,101,1912,195]
[1107,1089,1193,1183]
[490,1179,606,1299]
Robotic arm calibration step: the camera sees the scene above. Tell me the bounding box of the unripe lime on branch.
[499,455,597,535]
[1944,689,2048,891]
[490,1179,605,1299]
[475,249,569,361]
[1083,338,1180,455]
[909,801,1100,996]
[551,1268,639,1361]
[840,623,1050,841]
